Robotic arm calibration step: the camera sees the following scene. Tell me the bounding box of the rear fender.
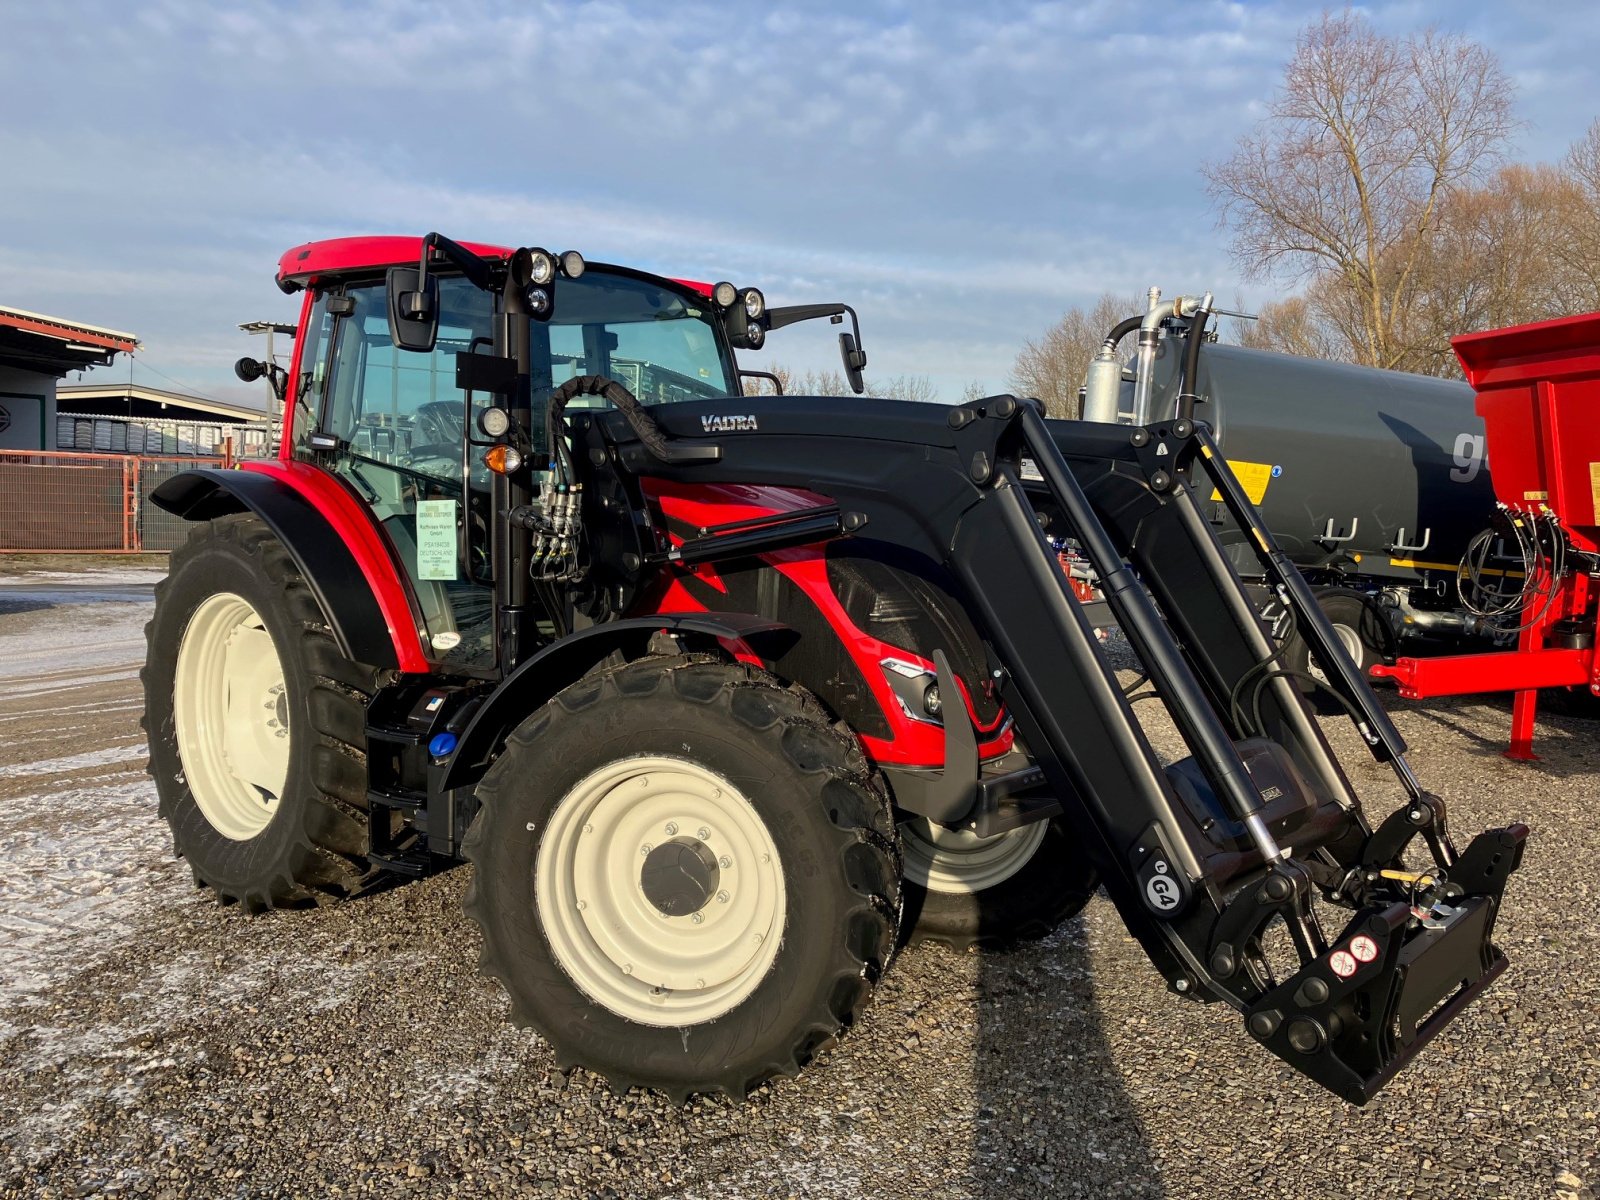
[150,464,427,672]
[439,612,790,790]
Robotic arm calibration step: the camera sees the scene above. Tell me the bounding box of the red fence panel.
[0,449,225,553]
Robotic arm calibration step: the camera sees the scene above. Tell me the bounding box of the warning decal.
[1210,460,1274,505]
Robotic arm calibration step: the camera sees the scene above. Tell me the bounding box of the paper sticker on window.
[1210,460,1274,505]
[415,500,459,581]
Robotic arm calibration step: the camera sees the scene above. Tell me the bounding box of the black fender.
[150,469,400,670]
[440,612,792,790]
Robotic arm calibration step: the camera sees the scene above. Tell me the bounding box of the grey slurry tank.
[1140,336,1494,586]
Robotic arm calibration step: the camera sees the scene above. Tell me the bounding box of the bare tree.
[744,364,938,400]
[1399,163,1590,373]
[1204,12,1515,370]
[1009,292,1141,419]
[1233,294,1349,361]
[1559,119,1600,309]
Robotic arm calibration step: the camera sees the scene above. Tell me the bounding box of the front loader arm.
[584,392,1526,1104]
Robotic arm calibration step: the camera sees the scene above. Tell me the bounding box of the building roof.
[56,383,271,423]
[0,305,141,378]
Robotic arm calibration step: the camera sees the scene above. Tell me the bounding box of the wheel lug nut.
[711,788,721,799]
[639,777,650,788]
[760,853,771,864]
[640,843,652,856]
[697,827,710,840]
[716,891,729,904]
[576,900,587,911]
[623,964,633,975]
[695,978,706,989]
[665,822,678,835]
[691,913,704,925]
[582,823,593,834]
[719,856,732,870]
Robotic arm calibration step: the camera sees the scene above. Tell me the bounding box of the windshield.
[541,270,737,409]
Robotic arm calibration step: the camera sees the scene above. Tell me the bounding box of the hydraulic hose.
[1176,302,1211,423]
[546,374,671,465]
[1102,315,1143,350]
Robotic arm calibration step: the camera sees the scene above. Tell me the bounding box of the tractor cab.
[273,236,810,674]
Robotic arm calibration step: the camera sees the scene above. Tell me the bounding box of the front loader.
[144,233,1525,1103]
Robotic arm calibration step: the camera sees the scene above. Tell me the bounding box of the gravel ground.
[0,579,1596,1199]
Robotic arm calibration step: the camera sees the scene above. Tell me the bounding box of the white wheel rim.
[901,818,1048,894]
[173,592,290,841]
[1309,622,1364,685]
[535,755,786,1026]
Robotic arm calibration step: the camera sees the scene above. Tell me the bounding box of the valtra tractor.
[143,233,1527,1103]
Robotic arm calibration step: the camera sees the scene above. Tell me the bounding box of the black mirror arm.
[419,232,498,295]
[767,303,847,331]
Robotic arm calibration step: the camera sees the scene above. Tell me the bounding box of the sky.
[4,0,1599,409]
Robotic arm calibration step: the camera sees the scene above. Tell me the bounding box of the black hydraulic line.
[1189,428,1420,794]
[1018,405,1283,856]
[1103,315,1143,349]
[1176,309,1210,422]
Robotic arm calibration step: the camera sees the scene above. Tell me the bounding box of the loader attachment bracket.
[1245,890,1505,1105]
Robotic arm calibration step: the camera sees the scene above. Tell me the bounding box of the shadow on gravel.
[1405,693,1600,778]
[0,598,56,616]
[970,909,1165,1200]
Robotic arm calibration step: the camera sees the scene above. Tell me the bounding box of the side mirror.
[386,266,439,353]
[839,331,867,395]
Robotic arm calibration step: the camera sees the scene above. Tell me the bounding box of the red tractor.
[145,233,1526,1103]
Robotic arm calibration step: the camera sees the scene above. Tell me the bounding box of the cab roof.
[274,236,712,299]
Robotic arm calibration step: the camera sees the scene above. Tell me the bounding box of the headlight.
[524,285,551,315]
[712,281,738,309]
[745,322,765,349]
[741,288,765,320]
[478,406,511,438]
[559,250,585,279]
[527,248,557,286]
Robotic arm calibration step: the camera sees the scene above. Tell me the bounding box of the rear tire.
[899,815,1097,949]
[463,656,900,1100]
[142,514,376,910]
[1285,588,1391,707]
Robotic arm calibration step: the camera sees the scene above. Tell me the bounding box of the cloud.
[3,0,1597,400]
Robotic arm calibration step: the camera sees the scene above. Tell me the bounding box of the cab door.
[300,275,497,672]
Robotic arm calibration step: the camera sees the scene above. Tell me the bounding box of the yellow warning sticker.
[1210,460,1274,505]
[1590,463,1600,520]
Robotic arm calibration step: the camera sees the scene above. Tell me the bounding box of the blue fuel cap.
[428,732,458,758]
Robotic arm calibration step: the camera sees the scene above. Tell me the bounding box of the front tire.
[142,514,375,910]
[899,815,1097,949]
[463,656,900,1100]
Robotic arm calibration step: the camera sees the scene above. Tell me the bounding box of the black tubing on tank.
[1176,310,1209,423]
[1102,315,1143,350]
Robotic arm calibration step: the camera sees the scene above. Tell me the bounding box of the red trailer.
[1372,311,1600,757]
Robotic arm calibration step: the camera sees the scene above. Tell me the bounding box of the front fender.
[151,464,426,671]
[439,612,791,790]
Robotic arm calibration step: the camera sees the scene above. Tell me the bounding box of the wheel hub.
[173,592,290,841]
[640,836,721,917]
[535,756,786,1026]
[901,817,1049,894]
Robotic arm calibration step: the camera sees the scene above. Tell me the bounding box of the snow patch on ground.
[11,742,148,777]
[0,593,151,682]
[3,568,167,587]
[0,778,181,1028]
